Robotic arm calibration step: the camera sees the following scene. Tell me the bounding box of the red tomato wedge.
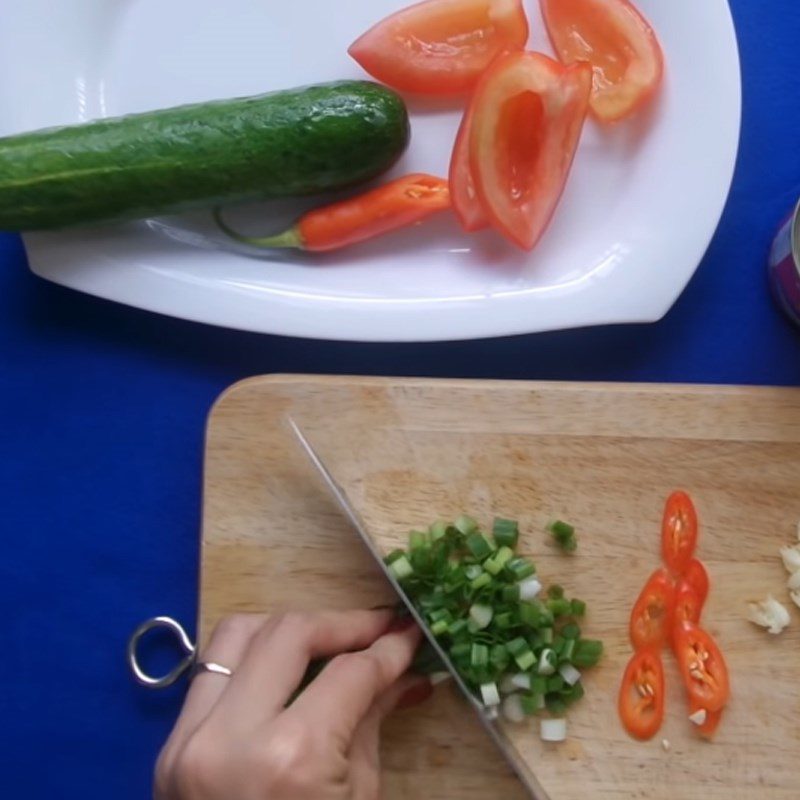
[618,649,665,740]
[630,568,675,651]
[540,0,664,122]
[450,105,489,231]
[689,699,723,740]
[348,0,529,95]
[673,621,730,713]
[468,52,592,250]
[661,491,699,576]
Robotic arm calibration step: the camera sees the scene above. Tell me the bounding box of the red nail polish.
[386,615,416,634]
[397,679,433,710]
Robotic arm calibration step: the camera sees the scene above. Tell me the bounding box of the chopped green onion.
[469,603,493,630]
[506,637,536,671]
[502,585,521,603]
[428,608,451,624]
[388,555,413,580]
[530,676,548,695]
[490,644,511,671]
[465,533,493,560]
[562,681,585,705]
[464,564,483,581]
[540,716,567,740]
[501,693,526,723]
[429,521,447,541]
[431,619,449,636]
[570,599,586,617]
[561,623,581,640]
[547,597,572,617]
[450,641,471,659]
[470,572,492,591]
[547,520,577,553]
[541,627,554,645]
[448,619,468,638]
[471,643,489,668]
[384,549,406,565]
[484,546,514,575]
[506,637,529,656]
[455,515,479,536]
[506,557,536,581]
[572,639,604,668]
[548,584,565,600]
[520,693,542,716]
[519,577,543,601]
[538,648,557,676]
[511,672,531,691]
[494,611,514,629]
[552,636,566,656]
[493,518,519,549]
[480,682,501,707]
[547,674,565,693]
[518,602,541,628]
[544,694,568,717]
[409,530,428,550]
[559,663,582,686]
[560,639,576,661]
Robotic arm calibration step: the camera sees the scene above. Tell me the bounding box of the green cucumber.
[0,81,409,230]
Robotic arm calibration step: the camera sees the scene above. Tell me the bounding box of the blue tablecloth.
[1,2,799,796]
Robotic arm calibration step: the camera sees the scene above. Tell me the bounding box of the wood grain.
[200,376,800,800]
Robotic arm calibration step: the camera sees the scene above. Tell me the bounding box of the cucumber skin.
[0,81,410,230]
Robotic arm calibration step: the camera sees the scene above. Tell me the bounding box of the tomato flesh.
[540,0,663,122]
[661,491,698,576]
[673,621,730,713]
[348,0,529,95]
[468,52,591,250]
[449,105,489,231]
[629,568,675,651]
[618,649,665,740]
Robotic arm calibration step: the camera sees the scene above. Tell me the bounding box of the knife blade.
[288,418,548,800]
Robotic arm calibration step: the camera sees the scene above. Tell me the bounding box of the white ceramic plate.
[0,0,740,341]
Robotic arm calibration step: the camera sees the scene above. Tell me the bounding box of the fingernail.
[397,678,433,710]
[386,615,416,634]
[369,603,397,612]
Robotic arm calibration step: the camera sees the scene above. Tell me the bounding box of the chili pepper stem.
[214,207,303,250]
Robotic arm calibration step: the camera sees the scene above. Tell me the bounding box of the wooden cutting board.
[200,376,800,800]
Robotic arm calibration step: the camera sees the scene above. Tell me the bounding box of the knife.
[288,418,549,800]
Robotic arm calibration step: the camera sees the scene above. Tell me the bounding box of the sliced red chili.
[673,621,730,713]
[618,649,665,740]
[661,491,698,576]
[629,568,675,651]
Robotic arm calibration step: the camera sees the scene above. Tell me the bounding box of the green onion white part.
[538,649,557,676]
[511,673,532,691]
[502,694,526,724]
[519,577,543,600]
[540,718,567,742]
[558,663,582,686]
[480,682,501,707]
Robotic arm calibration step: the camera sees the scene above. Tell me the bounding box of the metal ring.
[193,661,233,679]
[127,616,196,689]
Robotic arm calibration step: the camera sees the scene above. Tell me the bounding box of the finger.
[286,619,422,742]
[210,608,394,728]
[174,615,267,742]
[348,674,431,800]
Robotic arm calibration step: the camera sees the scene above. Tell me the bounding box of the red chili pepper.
[215,174,450,253]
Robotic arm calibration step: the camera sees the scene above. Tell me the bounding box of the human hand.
[155,609,427,800]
